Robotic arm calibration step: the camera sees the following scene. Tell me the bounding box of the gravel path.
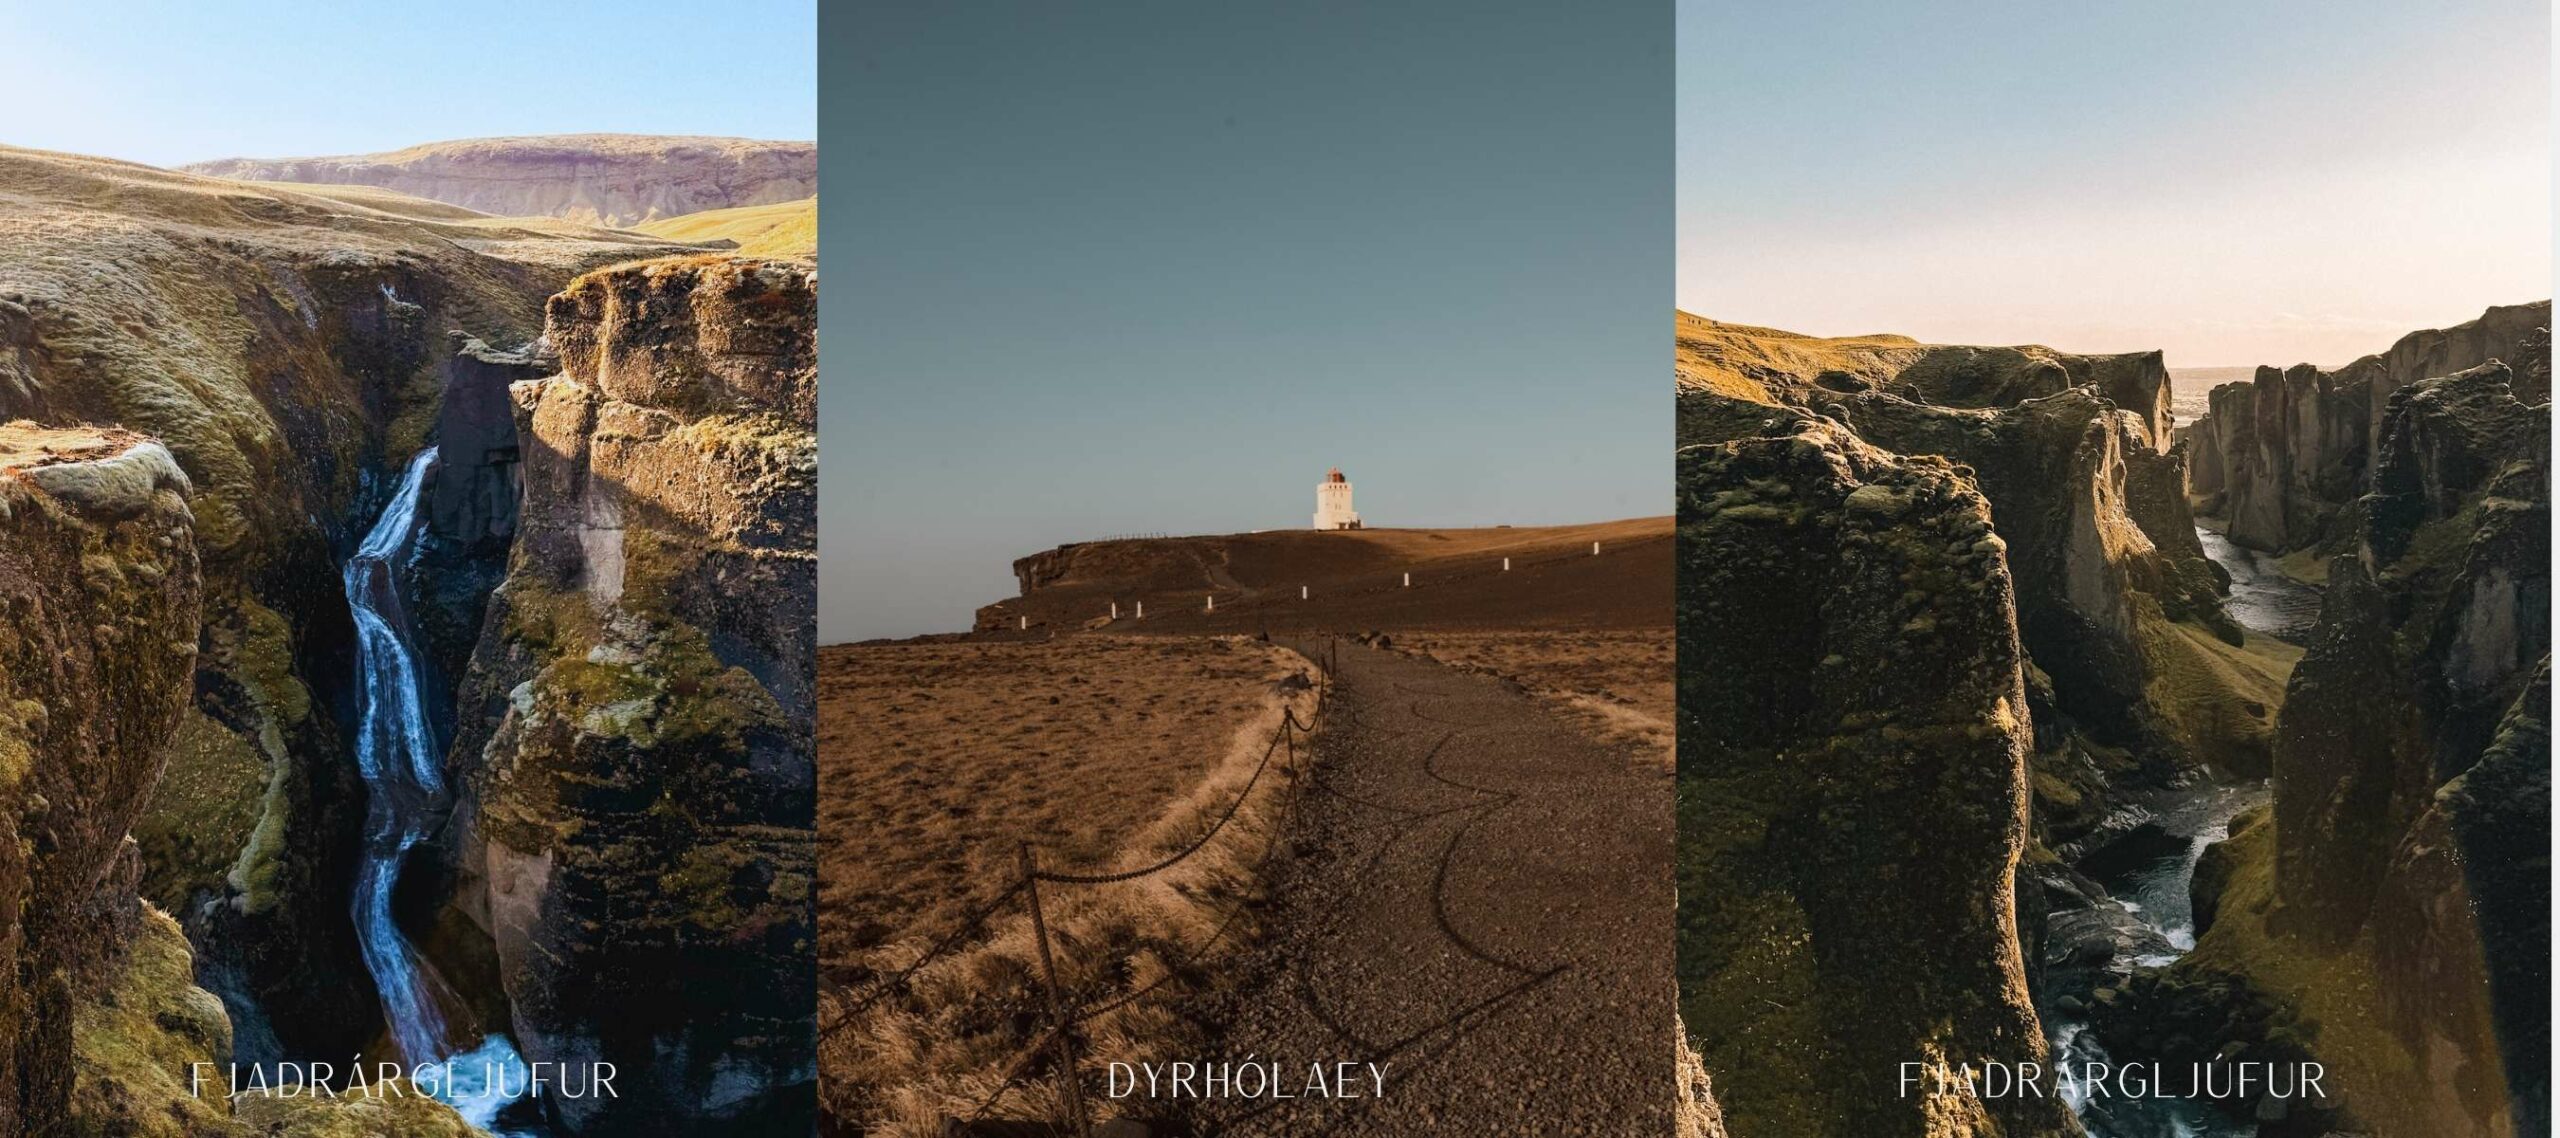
[1180,639,1674,1135]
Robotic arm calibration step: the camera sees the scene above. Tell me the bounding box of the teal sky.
[1682,0,2552,367]
[0,1,815,167]
[820,1,1671,642]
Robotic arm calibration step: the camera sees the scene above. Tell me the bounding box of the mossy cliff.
[2113,359,2551,1136]
[0,427,201,1134]
[0,428,476,1137]
[1680,324,2259,805]
[0,144,698,1064]
[1676,419,2070,1137]
[2185,301,2549,554]
[446,257,815,1135]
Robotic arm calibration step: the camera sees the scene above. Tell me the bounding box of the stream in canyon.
[2048,524,2323,1137]
[344,447,542,1134]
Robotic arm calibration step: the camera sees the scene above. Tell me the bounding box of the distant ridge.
[183,133,815,227]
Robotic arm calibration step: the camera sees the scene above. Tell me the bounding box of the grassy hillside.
[635,196,816,258]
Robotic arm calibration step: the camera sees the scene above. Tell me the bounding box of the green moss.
[132,708,267,911]
[68,908,243,1138]
[0,697,42,792]
[2180,817,2438,1135]
[232,596,312,733]
[224,759,295,914]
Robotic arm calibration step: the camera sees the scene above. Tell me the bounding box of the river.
[2050,523,2321,1137]
[343,447,542,1133]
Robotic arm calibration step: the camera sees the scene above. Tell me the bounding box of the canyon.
[1677,308,2549,1136]
[0,145,815,1135]
[2181,302,2550,557]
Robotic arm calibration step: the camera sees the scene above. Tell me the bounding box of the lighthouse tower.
[1314,467,1361,530]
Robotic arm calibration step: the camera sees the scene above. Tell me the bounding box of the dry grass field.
[817,635,1304,956]
[1387,628,1673,764]
[818,634,1322,1133]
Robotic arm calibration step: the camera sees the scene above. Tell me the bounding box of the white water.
[342,447,540,1131]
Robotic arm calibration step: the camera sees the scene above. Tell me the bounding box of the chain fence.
[821,636,1341,1137]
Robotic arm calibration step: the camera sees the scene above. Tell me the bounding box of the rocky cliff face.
[449,257,816,1135]
[2185,301,2551,554]
[2276,360,2549,943]
[1677,418,2069,1137]
[2132,358,2551,1135]
[0,144,696,1067]
[186,135,819,228]
[0,428,202,1134]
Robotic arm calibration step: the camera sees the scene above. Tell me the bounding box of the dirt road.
[1179,640,1675,1135]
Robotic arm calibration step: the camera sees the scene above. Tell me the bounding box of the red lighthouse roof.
[1326,467,1346,483]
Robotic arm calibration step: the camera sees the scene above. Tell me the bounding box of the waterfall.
[342,446,540,1133]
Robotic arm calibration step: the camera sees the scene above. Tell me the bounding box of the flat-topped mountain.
[183,133,816,227]
[974,517,1672,635]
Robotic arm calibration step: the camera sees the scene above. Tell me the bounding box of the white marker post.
[1593,541,1601,555]
[1402,572,1410,587]
[1301,585,1309,600]
[1135,601,1144,619]
[1110,602,1118,620]
[1502,557,1511,571]
[1019,616,1028,630]
[1206,595,1215,612]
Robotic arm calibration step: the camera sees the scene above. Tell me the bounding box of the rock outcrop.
[450,257,816,1135]
[186,135,819,228]
[1676,418,2070,1137]
[2184,301,2550,554]
[1675,311,2174,446]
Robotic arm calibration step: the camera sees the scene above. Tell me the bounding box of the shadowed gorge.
[0,142,815,1136]
[1677,306,2548,1135]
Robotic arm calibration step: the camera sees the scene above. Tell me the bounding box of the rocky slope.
[186,135,818,228]
[1677,418,2067,1136]
[0,143,693,1078]
[444,256,816,1134]
[2182,301,2551,554]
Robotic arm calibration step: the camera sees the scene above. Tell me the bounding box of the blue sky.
[1681,0,2551,366]
[0,1,814,166]
[818,1,1671,641]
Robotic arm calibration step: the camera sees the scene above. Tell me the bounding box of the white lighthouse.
[1314,467,1362,530]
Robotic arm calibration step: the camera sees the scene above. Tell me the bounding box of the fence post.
[1018,846,1091,1137]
